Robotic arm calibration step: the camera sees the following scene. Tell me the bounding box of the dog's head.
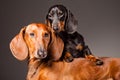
[46,4,78,34]
[10,23,51,60]
[10,23,64,61]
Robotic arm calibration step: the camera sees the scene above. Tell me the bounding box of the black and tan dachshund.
[46,4,103,65]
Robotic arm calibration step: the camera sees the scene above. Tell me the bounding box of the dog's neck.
[26,58,41,80]
[26,57,56,80]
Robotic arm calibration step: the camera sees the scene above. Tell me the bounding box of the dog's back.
[10,23,120,80]
[28,57,120,80]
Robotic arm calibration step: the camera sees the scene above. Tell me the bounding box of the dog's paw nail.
[96,59,104,65]
[65,57,74,63]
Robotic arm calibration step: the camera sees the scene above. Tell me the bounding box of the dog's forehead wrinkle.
[51,7,62,13]
[52,7,58,11]
[38,29,43,36]
[26,24,48,36]
[26,24,38,32]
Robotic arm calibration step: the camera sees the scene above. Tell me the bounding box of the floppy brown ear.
[9,27,28,60]
[65,10,78,34]
[48,32,64,61]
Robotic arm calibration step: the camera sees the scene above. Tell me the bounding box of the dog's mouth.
[37,49,47,59]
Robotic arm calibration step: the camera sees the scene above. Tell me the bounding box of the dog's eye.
[48,14,52,17]
[48,14,53,19]
[44,33,49,37]
[58,12,63,15]
[48,12,54,18]
[58,12,64,18]
[30,33,34,37]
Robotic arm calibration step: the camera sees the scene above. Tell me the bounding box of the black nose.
[53,26,59,31]
[37,49,47,59]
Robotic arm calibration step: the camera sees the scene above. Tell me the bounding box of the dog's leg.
[64,52,74,62]
[84,46,103,65]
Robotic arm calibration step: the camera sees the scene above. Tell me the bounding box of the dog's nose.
[37,49,47,59]
[53,26,59,31]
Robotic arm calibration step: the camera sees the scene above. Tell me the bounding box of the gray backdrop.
[0,0,120,80]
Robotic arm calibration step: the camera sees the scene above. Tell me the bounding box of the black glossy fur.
[46,4,103,65]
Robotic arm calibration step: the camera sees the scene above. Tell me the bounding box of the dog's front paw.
[64,56,74,62]
[64,52,74,62]
[96,59,104,65]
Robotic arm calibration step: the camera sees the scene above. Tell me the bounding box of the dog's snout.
[37,49,47,59]
[52,17,59,31]
[53,26,59,31]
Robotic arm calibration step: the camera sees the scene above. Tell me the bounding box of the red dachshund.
[10,23,120,80]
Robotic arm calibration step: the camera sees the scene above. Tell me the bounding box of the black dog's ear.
[65,10,78,34]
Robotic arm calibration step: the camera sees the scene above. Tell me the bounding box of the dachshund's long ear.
[10,27,28,60]
[66,10,78,34]
[48,32,64,61]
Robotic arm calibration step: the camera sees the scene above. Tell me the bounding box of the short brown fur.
[10,23,120,80]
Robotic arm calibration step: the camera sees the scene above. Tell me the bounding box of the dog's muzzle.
[53,25,59,31]
[52,16,60,32]
[37,49,47,59]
